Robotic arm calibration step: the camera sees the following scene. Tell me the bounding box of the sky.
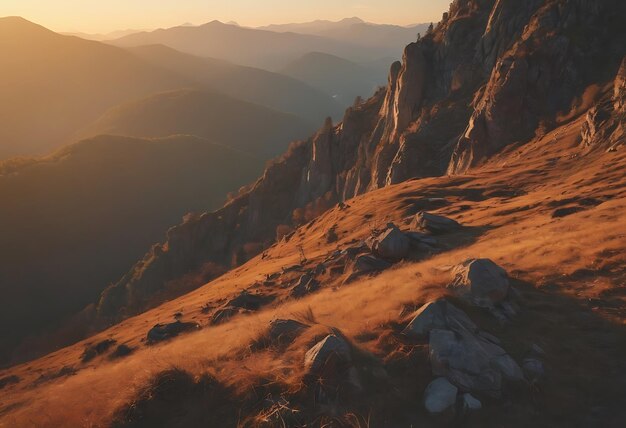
[0,0,450,34]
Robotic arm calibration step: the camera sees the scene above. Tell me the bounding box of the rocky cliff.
[96,0,625,321]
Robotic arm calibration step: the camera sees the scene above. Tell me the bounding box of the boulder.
[81,338,117,362]
[429,328,502,397]
[450,259,510,307]
[268,319,308,343]
[227,290,268,310]
[291,273,320,297]
[411,212,461,234]
[304,334,351,375]
[352,254,392,274]
[367,224,411,260]
[424,377,458,414]
[405,231,438,248]
[211,306,248,325]
[523,358,545,380]
[147,321,200,343]
[461,393,482,411]
[403,299,476,338]
[492,354,524,381]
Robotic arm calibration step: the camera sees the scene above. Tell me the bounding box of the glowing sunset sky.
[1,0,450,33]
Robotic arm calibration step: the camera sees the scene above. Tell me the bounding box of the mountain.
[280,52,385,108]
[111,20,412,70]
[0,135,261,364]
[78,89,314,158]
[62,28,146,41]
[126,44,343,122]
[2,1,626,426]
[0,17,338,159]
[0,17,187,159]
[259,17,430,54]
[92,0,625,361]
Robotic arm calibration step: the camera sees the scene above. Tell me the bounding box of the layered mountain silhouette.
[0,17,337,160]
[0,135,260,363]
[78,88,313,157]
[111,19,426,70]
[280,52,384,107]
[126,45,343,122]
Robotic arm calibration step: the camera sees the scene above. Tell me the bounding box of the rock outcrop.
[94,0,626,325]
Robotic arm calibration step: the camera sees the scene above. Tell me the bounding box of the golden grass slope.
[1,116,625,426]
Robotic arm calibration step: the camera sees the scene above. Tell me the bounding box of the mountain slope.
[0,135,260,364]
[2,115,625,426]
[279,52,384,107]
[94,0,626,332]
[0,17,189,159]
[78,89,314,157]
[126,45,343,122]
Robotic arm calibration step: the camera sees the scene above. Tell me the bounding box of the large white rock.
[424,377,458,414]
[450,258,510,307]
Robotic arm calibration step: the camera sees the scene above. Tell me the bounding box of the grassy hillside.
[78,89,314,157]
[0,135,260,363]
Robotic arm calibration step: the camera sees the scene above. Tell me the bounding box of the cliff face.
[97,0,626,321]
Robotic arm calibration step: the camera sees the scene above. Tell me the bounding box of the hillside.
[0,135,260,364]
[1,113,624,427]
[0,0,625,426]
[94,0,625,325]
[280,52,384,108]
[0,17,187,159]
[78,89,314,157]
[111,20,408,70]
[126,45,343,123]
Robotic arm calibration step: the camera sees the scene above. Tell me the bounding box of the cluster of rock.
[406,260,546,416]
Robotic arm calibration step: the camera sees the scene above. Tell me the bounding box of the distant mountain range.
[78,88,314,158]
[0,17,337,160]
[110,18,428,70]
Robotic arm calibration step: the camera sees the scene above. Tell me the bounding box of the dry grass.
[1,116,626,426]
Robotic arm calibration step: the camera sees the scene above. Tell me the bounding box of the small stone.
[424,377,458,414]
[492,354,524,381]
[367,224,411,260]
[411,212,461,234]
[304,334,351,375]
[461,393,482,411]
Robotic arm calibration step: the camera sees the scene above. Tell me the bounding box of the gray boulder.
[429,328,502,397]
[352,254,392,274]
[367,224,410,260]
[304,334,351,375]
[403,299,476,338]
[450,259,510,307]
[424,377,458,414]
[412,212,461,234]
[461,393,482,411]
[523,358,546,380]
